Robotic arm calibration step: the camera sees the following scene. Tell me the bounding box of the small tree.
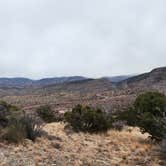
[118,92,166,140]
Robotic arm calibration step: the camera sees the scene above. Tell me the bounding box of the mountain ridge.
[0,66,165,97]
[119,66,166,85]
[0,75,136,88]
[0,76,87,88]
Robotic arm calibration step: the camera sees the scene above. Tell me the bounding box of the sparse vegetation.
[0,67,165,164]
[3,117,27,143]
[3,114,43,143]
[0,101,43,143]
[64,104,112,133]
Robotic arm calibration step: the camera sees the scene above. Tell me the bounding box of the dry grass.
[0,122,164,166]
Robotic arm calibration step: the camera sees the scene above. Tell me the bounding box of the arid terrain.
[0,67,166,166]
[0,122,164,166]
[1,0,166,165]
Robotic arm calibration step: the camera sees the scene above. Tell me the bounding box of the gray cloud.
[0,0,166,78]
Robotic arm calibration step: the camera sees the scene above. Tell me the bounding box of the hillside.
[0,122,162,166]
[35,78,113,95]
[0,78,113,97]
[118,67,166,93]
[120,67,166,85]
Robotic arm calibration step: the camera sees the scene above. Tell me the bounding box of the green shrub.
[3,114,43,143]
[36,105,63,122]
[134,92,166,117]
[117,106,137,126]
[0,101,23,128]
[64,105,112,133]
[36,105,59,123]
[118,92,166,140]
[3,118,26,143]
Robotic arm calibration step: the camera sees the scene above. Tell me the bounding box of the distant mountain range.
[40,67,166,94]
[0,67,165,97]
[0,66,165,113]
[0,75,136,88]
[0,76,87,88]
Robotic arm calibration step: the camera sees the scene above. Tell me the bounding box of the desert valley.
[0,67,166,166]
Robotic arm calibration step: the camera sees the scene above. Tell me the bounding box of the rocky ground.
[0,122,165,166]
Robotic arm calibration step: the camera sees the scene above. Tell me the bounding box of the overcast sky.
[0,0,166,79]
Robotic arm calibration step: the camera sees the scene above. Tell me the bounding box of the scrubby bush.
[134,92,166,117]
[3,114,43,143]
[0,101,43,143]
[3,117,26,143]
[64,105,112,133]
[20,114,43,141]
[118,92,166,140]
[36,105,61,123]
[0,101,23,128]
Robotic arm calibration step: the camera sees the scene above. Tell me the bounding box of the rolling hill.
[0,67,165,98]
[118,67,166,93]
